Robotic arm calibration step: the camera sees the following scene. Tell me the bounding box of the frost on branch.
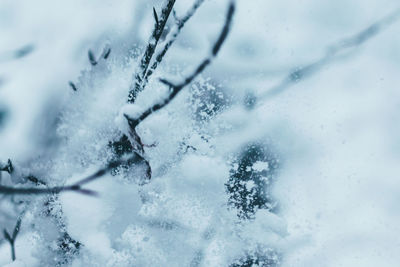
[8,0,400,265]
[1,0,283,265]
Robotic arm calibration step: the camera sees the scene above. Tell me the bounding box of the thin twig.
[0,155,136,196]
[128,0,177,103]
[260,8,400,100]
[103,47,111,59]
[0,159,13,174]
[142,0,206,87]
[125,1,235,128]
[3,215,22,261]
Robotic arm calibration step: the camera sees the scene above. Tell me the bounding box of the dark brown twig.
[0,155,137,196]
[128,0,176,103]
[3,216,22,261]
[142,0,206,87]
[88,50,97,66]
[125,1,235,129]
[0,159,13,174]
[68,81,77,91]
[103,48,111,59]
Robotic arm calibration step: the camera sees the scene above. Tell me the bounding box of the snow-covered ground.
[1,0,400,266]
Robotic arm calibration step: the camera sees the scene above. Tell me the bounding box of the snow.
[1,0,400,266]
[253,161,269,172]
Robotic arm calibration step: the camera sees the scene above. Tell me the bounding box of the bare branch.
[125,1,235,128]
[3,216,22,261]
[260,8,400,100]
[0,155,137,196]
[119,1,206,183]
[0,182,96,196]
[128,0,176,103]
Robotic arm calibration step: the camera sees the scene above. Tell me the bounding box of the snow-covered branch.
[128,0,176,103]
[125,1,235,129]
[142,0,206,86]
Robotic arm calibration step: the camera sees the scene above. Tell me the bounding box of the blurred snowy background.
[1,0,400,266]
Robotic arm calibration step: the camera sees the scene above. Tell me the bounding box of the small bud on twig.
[88,50,97,66]
[69,81,77,91]
[153,7,159,26]
[103,48,111,59]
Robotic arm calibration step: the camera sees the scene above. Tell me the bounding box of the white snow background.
[1,0,400,266]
